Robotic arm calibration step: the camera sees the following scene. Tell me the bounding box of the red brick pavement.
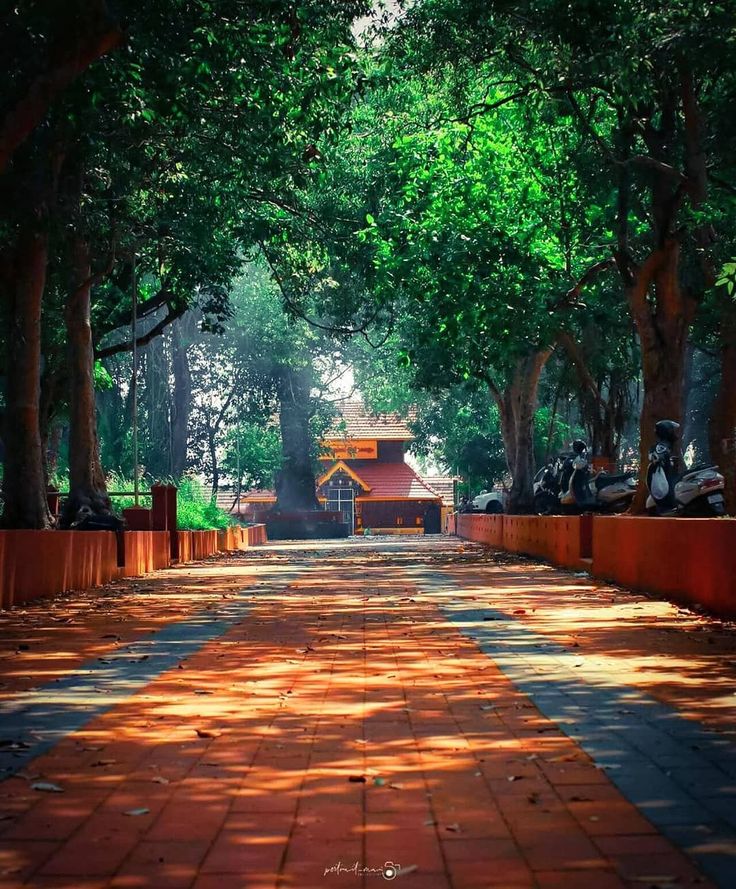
[0,538,726,888]
[441,550,736,735]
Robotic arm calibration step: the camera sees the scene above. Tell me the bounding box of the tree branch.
[566,90,618,161]
[95,306,184,360]
[557,330,603,405]
[627,154,686,181]
[259,244,383,337]
[0,5,122,172]
[550,257,616,311]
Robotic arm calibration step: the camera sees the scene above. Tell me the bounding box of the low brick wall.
[172,530,192,564]
[456,513,503,546]
[245,524,267,546]
[0,524,268,610]
[121,531,171,577]
[593,516,736,618]
[191,530,218,560]
[1,531,118,609]
[218,527,241,552]
[455,512,736,618]
[457,514,589,570]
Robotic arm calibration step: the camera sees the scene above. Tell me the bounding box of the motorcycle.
[558,440,638,513]
[646,420,727,516]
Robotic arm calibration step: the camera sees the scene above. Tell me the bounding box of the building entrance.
[324,487,355,535]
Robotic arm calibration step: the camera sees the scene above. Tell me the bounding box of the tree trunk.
[489,349,551,513]
[61,236,110,525]
[1,226,53,528]
[46,423,64,478]
[209,431,220,499]
[275,365,319,511]
[39,365,64,477]
[495,387,516,478]
[171,317,192,479]
[709,302,736,512]
[507,351,551,512]
[626,243,693,511]
[557,329,622,463]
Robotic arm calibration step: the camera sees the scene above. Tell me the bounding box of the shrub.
[102,473,232,531]
[176,478,232,530]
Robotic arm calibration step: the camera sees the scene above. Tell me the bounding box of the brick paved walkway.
[1,536,735,888]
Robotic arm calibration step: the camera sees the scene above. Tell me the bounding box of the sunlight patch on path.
[408,567,736,889]
[0,572,301,778]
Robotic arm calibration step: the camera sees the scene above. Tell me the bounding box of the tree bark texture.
[557,329,624,462]
[275,365,319,511]
[171,317,193,479]
[62,235,110,523]
[208,427,220,498]
[490,349,552,513]
[625,241,695,511]
[1,227,53,528]
[709,301,736,512]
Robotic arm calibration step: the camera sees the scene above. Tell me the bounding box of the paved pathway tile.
[0,536,734,888]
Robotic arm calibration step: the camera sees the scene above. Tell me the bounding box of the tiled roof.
[420,476,458,507]
[327,400,415,441]
[349,461,441,500]
[222,466,442,507]
[237,489,277,502]
[214,490,239,512]
[214,489,276,515]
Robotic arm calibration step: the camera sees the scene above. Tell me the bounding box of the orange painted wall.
[455,513,736,619]
[592,516,736,618]
[191,530,218,560]
[216,525,267,551]
[0,525,268,610]
[121,531,171,577]
[456,514,504,546]
[455,514,589,571]
[1,531,118,608]
[247,525,267,546]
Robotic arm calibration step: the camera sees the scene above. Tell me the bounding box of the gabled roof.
[351,461,441,501]
[327,400,415,441]
[317,460,371,491]
[420,476,458,508]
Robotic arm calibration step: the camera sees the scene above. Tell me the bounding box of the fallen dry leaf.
[195,728,221,739]
[31,782,63,793]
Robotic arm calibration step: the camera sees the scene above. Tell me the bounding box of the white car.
[472,490,504,514]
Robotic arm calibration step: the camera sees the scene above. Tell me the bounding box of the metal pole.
[236,429,242,516]
[131,254,139,507]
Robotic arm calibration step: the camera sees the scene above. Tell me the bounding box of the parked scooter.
[646,420,727,516]
[558,440,638,513]
[532,454,567,515]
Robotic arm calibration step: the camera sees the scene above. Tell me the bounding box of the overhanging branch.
[95,306,184,360]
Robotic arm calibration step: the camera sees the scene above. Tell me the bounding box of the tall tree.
[1,0,369,526]
[388,0,736,505]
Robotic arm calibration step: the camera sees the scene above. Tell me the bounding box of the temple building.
[236,401,446,535]
[316,401,443,535]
